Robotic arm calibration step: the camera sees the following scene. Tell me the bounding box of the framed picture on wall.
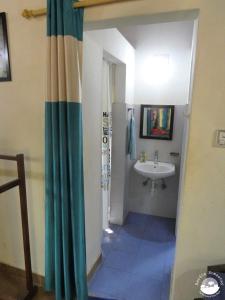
[0,12,11,81]
[140,105,174,140]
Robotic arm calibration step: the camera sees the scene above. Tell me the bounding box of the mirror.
[140,105,174,140]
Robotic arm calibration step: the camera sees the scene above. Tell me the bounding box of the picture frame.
[0,12,11,82]
[140,105,174,140]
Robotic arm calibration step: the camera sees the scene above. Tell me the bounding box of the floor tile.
[89,266,130,300]
[101,242,112,258]
[161,273,172,300]
[102,226,119,258]
[164,242,176,273]
[134,241,167,280]
[103,226,119,241]
[89,297,116,300]
[112,229,141,254]
[143,217,176,242]
[123,274,162,300]
[125,212,149,228]
[120,223,145,238]
[109,223,121,234]
[104,249,137,273]
[89,212,176,300]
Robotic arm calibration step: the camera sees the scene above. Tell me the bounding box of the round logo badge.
[195,271,224,298]
[200,277,220,296]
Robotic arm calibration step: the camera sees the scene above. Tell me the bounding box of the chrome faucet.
[154,150,159,165]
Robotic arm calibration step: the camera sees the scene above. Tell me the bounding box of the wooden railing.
[0,154,37,299]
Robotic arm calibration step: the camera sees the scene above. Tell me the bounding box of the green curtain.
[45,1,87,299]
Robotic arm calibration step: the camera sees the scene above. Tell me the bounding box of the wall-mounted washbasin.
[134,160,175,180]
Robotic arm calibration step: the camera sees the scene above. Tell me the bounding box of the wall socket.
[214,130,225,148]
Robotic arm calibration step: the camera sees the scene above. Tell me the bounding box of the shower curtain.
[101,60,113,229]
[45,1,87,300]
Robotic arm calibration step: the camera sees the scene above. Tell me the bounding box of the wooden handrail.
[0,154,37,299]
[0,154,18,161]
[0,179,20,193]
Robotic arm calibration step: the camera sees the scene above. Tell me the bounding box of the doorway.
[82,10,198,300]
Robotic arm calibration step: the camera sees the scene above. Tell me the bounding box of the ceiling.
[118,20,194,49]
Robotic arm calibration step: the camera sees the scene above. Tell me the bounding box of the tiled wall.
[127,105,185,218]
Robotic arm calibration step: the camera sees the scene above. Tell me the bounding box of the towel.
[127,112,137,160]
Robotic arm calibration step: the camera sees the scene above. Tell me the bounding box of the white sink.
[134,160,175,180]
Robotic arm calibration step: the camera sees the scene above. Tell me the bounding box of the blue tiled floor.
[89,212,176,300]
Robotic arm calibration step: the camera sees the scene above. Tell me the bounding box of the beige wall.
[84,1,225,299]
[0,1,224,299]
[0,0,46,275]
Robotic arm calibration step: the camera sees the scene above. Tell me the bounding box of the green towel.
[127,113,137,160]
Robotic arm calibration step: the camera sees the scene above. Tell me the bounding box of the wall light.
[142,54,172,86]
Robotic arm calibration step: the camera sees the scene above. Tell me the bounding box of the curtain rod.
[22,0,132,19]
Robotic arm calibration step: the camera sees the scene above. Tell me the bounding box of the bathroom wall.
[128,105,185,218]
[83,29,135,271]
[119,21,194,218]
[120,20,194,105]
[84,2,225,299]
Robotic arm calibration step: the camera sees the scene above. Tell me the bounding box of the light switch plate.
[215,130,225,148]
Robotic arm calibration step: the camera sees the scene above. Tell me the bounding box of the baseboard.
[0,254,102,288]
[0,263,44,287]
[87,254,102,281]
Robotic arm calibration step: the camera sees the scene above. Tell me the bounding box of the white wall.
[110,103,128,224]
[83,29,135,271]
[87,29,135,104]
[119,21,194,105]
[128,105,185,218]
[82,33,103,273]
